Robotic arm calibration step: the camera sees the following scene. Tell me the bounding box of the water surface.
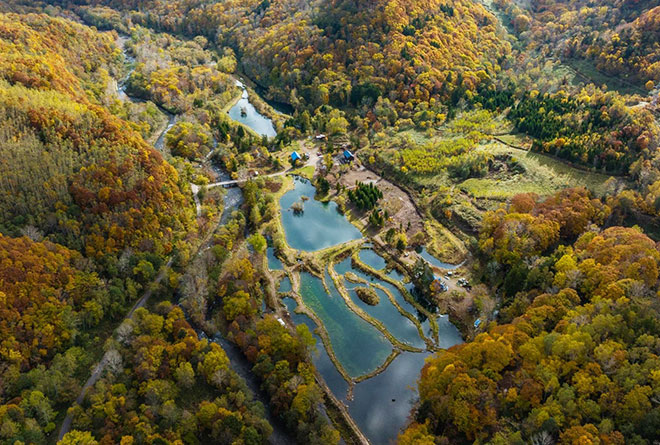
[358,249,386,270]
[278,276,292,293]
[416,247,461,270]
[283,297,349,400]
[280,177,362,251]
[339,264,426,349]
[228,81,277,137]
[298,271,392,377]
[348,351,431,444]
[267,247,283,270]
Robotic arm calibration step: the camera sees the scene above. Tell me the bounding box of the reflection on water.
[358,249,387,270]
[278,276,292,293]
[348,351,430,444]
[282,297,349,400]
[416,246,461,270]
[228,80,277,137]
[280,177,362,251]
[267,247,283,270]
[342,272,426,349]
[298,272,392,377]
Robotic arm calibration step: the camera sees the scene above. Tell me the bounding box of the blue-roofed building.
[291,151,301,162]
[343,149,354,161]
[474,318,482,329]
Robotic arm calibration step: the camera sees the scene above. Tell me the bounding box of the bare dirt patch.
[336,166,424,238]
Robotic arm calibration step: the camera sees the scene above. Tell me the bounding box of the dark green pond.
[298,271,392,377]
[282,297,348,399]
[280,177,362,251]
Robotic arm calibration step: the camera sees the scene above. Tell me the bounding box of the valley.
[1,1,660,445]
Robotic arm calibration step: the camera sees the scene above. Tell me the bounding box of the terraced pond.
[298,272,392,377]
[278,177,463,443]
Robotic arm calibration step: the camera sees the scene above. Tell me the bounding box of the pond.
[267,247,283,270]
[358,249,386,270]
[280,177,362,251]
[298,271,392,377]
[228,80,277,138]
[285,261,463,445]
[335,261,426,349]
[347,351,431,444]
[282,297,349,400]
[385,268,433,340]
[278,276,292,293]
[416,246,461,270]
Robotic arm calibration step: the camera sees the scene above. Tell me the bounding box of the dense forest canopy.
[403,190,660,444]
[0,0,659,444]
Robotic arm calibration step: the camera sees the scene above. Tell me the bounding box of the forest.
[402,189,660,444]
[0,0,659,444]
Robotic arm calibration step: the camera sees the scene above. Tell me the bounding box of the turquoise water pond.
[298,271,392,377]
[267,247,283,270]
[282,297,349,399]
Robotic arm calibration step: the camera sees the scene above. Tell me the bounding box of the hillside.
[68,0,511,122]
[1,1,660,445]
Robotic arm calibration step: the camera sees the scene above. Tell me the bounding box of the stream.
[204,332,292,445]
[114,36,295,445]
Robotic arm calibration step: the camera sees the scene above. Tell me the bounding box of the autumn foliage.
[404,189,660,444]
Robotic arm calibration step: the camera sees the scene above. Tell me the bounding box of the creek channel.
[114,36,294,444]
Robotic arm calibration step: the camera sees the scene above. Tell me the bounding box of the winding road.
[57,258,174,441]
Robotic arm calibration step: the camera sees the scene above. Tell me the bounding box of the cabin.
[315,134,326,140]
[291,151,301,162]
[343,149,354,162]
[431,277,448,293]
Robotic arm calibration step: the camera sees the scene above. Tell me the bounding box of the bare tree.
[20,225,43,242]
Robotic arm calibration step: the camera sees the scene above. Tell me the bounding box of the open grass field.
[459,141,615,199]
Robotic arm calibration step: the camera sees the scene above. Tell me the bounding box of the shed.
[474,319,482,329]
[343,149,354,161]
[291,151,301,162]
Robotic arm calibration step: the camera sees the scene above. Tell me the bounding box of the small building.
[291,151,301,162]
[315,134,326,140]
[431,277,448,293]
[474,319,482,329]
[343,149,354,162]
